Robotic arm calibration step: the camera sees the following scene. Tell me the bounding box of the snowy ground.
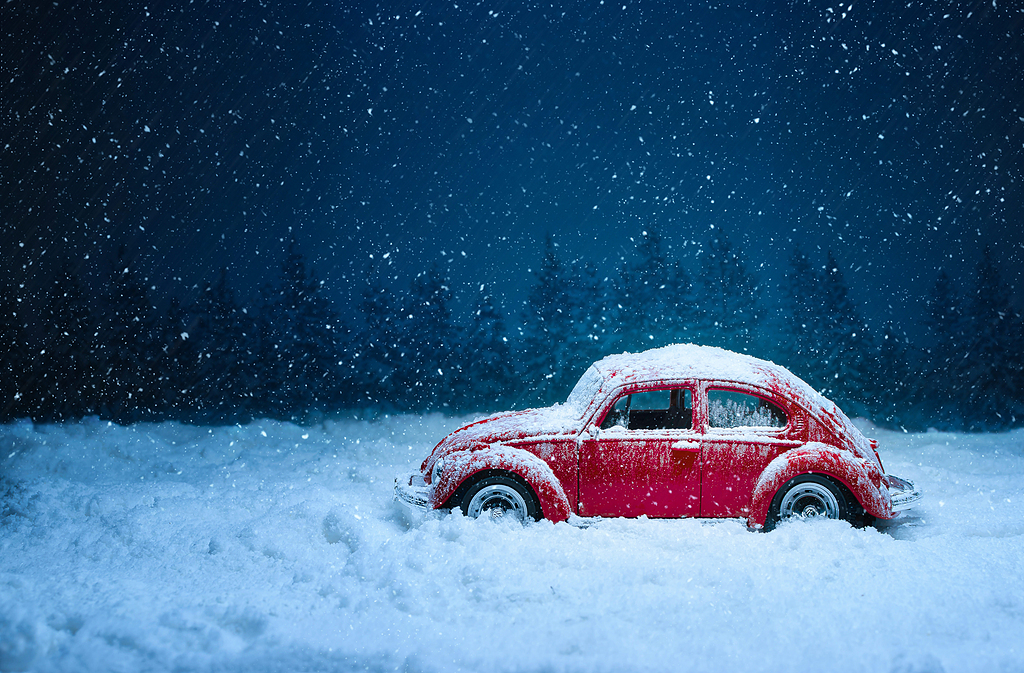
[2,414,1023,673]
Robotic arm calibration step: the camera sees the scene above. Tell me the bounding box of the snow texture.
[2,415,1023,672]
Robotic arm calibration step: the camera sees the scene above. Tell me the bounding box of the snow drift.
[2,415,1023,672]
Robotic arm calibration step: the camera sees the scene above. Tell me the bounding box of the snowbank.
[2,415,1023,672]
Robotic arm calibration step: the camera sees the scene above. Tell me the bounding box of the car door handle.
[671,441,700,452]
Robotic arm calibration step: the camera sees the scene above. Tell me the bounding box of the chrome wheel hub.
[780,482,840,520]
[467,484,528,523]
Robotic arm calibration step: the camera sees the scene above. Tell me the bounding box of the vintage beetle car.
[395,344,921,529]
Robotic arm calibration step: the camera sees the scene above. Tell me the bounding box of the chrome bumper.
[394,472,431,512]
[886,474,923,512]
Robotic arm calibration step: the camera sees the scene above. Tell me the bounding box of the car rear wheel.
[766,474,853,530]
[461,474,541,524]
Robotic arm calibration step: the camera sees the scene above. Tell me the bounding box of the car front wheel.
[461,473,541,524]
[765,474,852,530]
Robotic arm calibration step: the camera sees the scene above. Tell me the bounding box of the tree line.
[2,231,1022,430]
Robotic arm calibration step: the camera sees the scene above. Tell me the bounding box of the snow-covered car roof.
[590,344,807,395]
[571,344,863,445]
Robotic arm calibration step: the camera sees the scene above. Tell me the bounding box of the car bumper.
[394,472,431,512]
[886,474,922,512]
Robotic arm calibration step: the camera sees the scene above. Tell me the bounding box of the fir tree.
[92,246,161,422]
[961,247,1022,428]
[398,263,458,410]
[782,245,824,380]
[330,321,361,409]
[519,235,580,406]
[35,264,96,420]
[0,280,27,421]
[615,230,693,351]
[188,268,260,422]
[258,239,342,419]
[460,286,514,411]
[566,261,612,371]
[150,296,199,418]
[356,273,402,408]
[921,269,968,427]
[699,228,761,351]
[869,322,914,428]
[816,251,872,415]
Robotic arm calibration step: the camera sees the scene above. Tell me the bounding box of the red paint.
[579,433,701,517]
[403,344,918,529]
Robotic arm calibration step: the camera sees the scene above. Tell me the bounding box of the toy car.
[395,344,921,529]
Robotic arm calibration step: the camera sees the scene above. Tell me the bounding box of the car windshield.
[564,366,604,419]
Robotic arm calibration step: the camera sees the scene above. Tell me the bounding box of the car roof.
[590,343,844,425]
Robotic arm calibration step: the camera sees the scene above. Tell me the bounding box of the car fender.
[432,444,572,522]
[747,442,893,528]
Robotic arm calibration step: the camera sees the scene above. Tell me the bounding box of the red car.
[395,344,921,529]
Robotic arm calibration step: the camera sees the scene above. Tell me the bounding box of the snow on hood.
[423,404,584,470]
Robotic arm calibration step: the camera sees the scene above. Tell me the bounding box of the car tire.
[765,474,856,530]
[460,473,541,524]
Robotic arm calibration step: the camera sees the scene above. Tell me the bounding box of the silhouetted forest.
[2,232,1022,431]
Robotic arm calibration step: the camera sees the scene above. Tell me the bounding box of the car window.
[600,395,631,429]
[600,388,692,430]
[630,390,670,410]
[708,389,786,429]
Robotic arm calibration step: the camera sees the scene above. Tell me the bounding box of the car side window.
[707,389,786,429]
[600,396,631,429]
[600,389,692,430]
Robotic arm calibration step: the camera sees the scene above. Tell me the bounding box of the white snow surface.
[2,414,1023,673]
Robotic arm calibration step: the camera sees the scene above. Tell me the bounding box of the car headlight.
[432,457,445,484]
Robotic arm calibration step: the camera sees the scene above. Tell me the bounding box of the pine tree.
[869,322,914,428]
[519,235,580,406]
[615,230,693,351]
[960,247,1022,429]
[460,286,514,411]
[816,251,872,415]
[398,263,458,410]
[356,273,403,409]
[782,246,824,381]
[921,269,968,427]
[699,227,761,351]
[258,239,342,419]
[92,246,161,422]
[188,268,260,422]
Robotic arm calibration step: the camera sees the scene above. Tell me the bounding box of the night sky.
[3,0,1023,334]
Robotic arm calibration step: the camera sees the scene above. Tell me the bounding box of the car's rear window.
[708,389,787,429]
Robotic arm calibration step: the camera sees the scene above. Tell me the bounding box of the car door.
[699,385,803,518]
[578,386,701,518]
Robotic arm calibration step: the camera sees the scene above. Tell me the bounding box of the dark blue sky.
[3,0,1022,335]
